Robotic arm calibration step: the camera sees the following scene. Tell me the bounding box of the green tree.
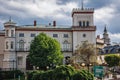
[28,33,63,69]
[71,41,96,70]
[104,54,120,67]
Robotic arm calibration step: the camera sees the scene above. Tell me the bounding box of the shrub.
[0,70,24,79]
[27,65,94,80]
[73,70,94,80]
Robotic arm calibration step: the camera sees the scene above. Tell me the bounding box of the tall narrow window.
[63,40,70,51]
[18,57,23,65]
[19,40,24,51]
[86,21,89,26]
[11,41,14,49]
[6,30,9,37]
[79,21,82,26]
[83,21,85,26]
[6,41,8,49]
[11,30,14,37]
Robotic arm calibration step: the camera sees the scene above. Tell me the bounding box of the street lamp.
[81,63,85,69]
[46,66,49,70]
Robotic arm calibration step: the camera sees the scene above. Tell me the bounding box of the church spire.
[9,16,11,22]
[104,25,107,33]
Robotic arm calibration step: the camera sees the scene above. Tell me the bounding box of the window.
[19,40,24,51]
[31,33,36,37]
[11,41,14,49]
[18,57,23,65]
[79,21,82,26]
[86,21,89,26]
[64,34,68,38]
[11,30,14,37]
[53,34,58,38]
[63,40,70,51]
[83,21,85,26]
[6,30,9,37]
[6,41,8,49]
[83,34,86,38]
[19,33,24,37]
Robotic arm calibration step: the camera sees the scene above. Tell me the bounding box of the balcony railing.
[61,48,73,52]
[15,48,29,52]
[15,48,72,52]
[72,26,96,31]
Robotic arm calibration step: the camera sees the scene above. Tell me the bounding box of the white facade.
[0,7,96,70]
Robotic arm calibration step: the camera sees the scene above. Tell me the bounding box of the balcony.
[15,48,29,52]
[61,48,73,52]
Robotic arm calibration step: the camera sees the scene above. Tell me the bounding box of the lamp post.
[12,60,15,70]
[12,60,15,80]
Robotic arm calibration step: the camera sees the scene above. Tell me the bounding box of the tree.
[104,54,120,67]
[28,33,63,69]
[71,41,96,70]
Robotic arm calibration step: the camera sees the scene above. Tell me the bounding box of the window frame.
[31,33,36,37]
[19,33,24,37]
[63,34,69,38]
[11,41,14,49]
[53,34,58,38]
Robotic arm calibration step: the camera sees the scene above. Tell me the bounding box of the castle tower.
[103,26,110,45]
[3,18,17,69]
[72,1,96,51]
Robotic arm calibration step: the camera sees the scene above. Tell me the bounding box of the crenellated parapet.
[72,8,94,17]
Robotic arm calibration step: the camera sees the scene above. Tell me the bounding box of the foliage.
[27,65,94,80]
[28,33,63,69]
[53,65,76,80]
[104,54,120,67]
[0,70,24,79]
[73,70,94,80]
[70,41,96,69]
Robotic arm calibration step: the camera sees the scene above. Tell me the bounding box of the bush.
[73,70,94,80]
[0,70,24,79]
[27,65,94,80]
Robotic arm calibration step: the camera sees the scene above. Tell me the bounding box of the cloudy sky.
[0,0,120,44]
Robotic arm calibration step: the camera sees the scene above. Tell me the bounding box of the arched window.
[19,40,24,51]
[63,40,70,51]
[83,21,85,27]
[11,30,14,37]
[11,41,14,49]
[6,41,8,49]
[86,21,89,26]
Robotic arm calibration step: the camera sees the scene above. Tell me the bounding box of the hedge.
[27,65,94,80]
[0,70,24,79]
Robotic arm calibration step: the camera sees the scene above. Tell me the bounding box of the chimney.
[34,20,36,26]
[53,21,56,27]
[97,35,100,39]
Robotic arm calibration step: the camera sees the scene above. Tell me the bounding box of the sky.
[0,0,120,44]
